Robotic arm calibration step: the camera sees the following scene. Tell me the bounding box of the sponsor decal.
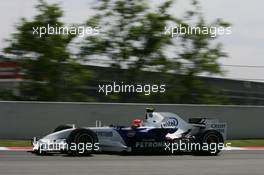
[135,142,167,148]
[96,131,113,137]
[127,130,136,137]
[161,117,178,128]
[210,123,226,129]
[208,123,226,133]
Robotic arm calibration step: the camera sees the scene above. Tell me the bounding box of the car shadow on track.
[28,151,221,157]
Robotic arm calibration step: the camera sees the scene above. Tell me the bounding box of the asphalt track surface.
[0,151,264,175]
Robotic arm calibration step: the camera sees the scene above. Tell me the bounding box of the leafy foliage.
[5,0,92,101]
[80,0,229,104]
[4,0,230,104]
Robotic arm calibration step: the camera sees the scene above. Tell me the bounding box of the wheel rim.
[72,133,94,154]
[205,134,219,144]
[76,133,93,144]
[203,134,220,153]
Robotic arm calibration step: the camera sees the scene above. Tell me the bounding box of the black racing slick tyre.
[53,124,73,133]
[194,130,224,156]
[67,128,98,156]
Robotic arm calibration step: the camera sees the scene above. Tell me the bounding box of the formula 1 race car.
[32,108,227,156]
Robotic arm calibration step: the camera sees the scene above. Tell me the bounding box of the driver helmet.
[131,119,142,128]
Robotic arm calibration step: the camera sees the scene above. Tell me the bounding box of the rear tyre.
[67,128,98,156]
[194,130,224,156]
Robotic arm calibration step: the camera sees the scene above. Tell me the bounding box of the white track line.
[0,147,32,151]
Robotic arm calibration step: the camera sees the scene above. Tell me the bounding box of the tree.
[5,0,92,101]
[166,1,230,103]
[80,0,230,104]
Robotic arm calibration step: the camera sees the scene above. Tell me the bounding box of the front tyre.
[67,128,98,156]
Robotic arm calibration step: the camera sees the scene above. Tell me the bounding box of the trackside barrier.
[0,101,263,139]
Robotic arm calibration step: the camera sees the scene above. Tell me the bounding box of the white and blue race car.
[32,108,226,156]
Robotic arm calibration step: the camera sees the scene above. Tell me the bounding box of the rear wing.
[189,118,227,140]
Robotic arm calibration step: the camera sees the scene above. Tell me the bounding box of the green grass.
[225,139,264,147]
[0,139,264,147]
[0,140,31,147]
